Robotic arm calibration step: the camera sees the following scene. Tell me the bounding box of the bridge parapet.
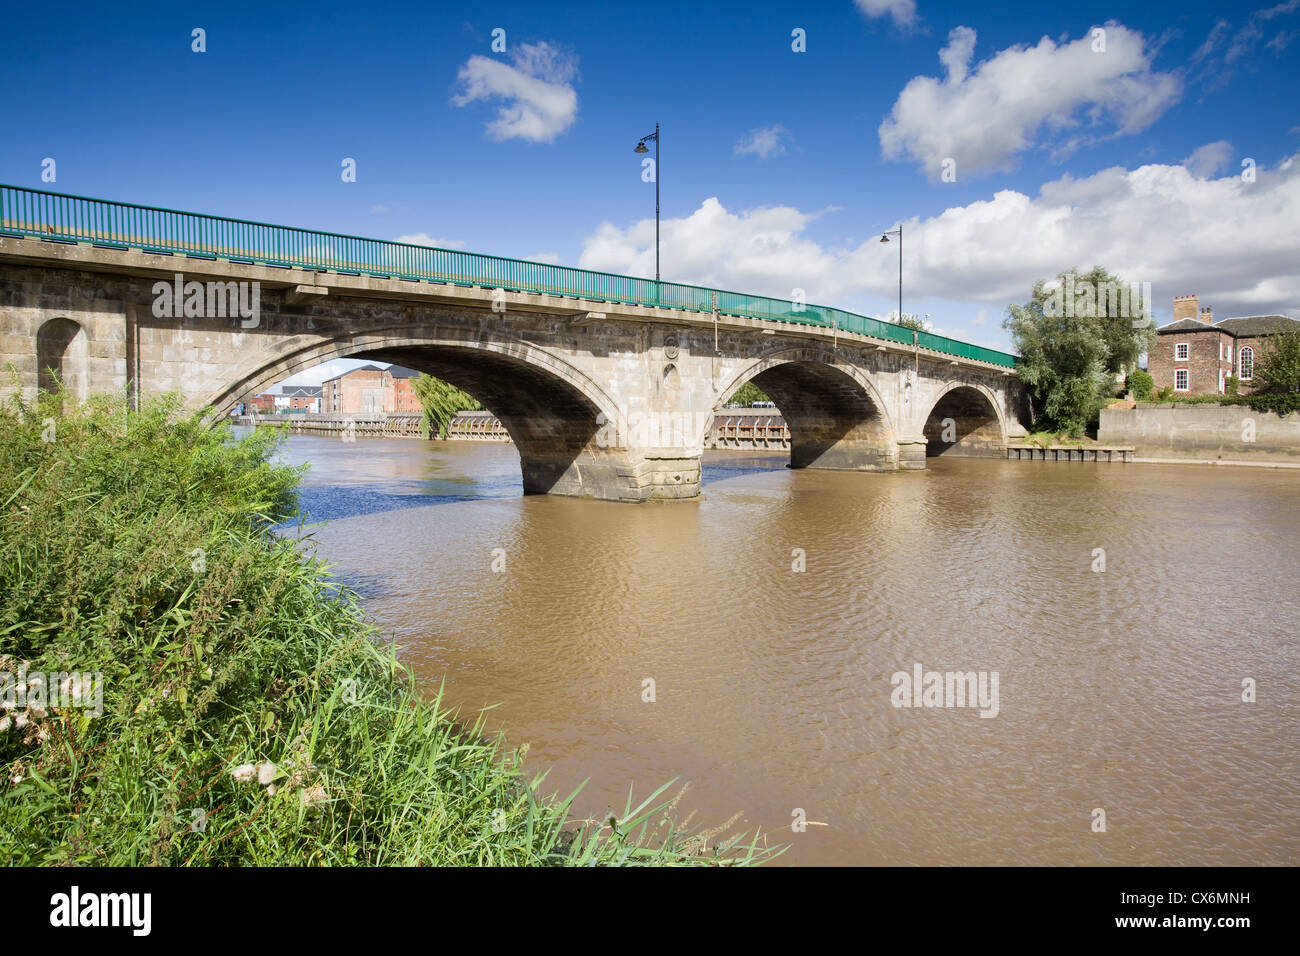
[1,184,1015,368]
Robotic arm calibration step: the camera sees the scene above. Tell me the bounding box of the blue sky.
[3,0,1298,362]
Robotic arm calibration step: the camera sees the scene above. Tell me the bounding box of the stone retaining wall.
[1099,403,1300,462]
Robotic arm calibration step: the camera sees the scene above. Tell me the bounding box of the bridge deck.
[0,184,1016,369]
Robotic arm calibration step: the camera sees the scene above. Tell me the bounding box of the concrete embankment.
[1099,403,1300,466]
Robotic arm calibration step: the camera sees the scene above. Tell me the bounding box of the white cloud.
[392,232,464,249]
[971,308,987,326]
[938,25,977,84]
[879,23,1181,179]
[1192,19,1231,62]
[452,41,578,142]
[527,252,561,264]
[1181,140,1234,178]
[1266,28,1299,52]
[580,197,842,296]
[734,125,793,159]
[1192,2,1298,91]
[853,0,919,30]
[1226,0,1300,64]
[578,155,1300,323]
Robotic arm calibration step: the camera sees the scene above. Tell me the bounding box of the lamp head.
[880,234,890,243]
[634,141,649,154]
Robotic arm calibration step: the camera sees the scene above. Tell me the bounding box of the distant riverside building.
[387,366,422,413]
[249,392,277,413]
[276,385,322,413]
[1149,295,1300,396]
[320,364,422,413]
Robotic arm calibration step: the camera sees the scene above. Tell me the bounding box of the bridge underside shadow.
[361,346,632,500]
[747,362,896,471]
[923,386,1005,458]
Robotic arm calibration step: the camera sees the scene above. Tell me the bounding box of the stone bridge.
[0,198,1027,502]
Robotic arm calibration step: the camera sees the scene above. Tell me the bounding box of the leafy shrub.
[1125,369,1154,401]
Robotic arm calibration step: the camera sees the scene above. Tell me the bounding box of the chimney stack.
[1200,306,1213,324]
[1173,294,1199,323]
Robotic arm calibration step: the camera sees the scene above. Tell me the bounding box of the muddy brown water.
[261,431,1300,865]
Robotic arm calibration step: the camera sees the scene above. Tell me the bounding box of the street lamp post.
[880,225,902,325]
[634,124,660,284]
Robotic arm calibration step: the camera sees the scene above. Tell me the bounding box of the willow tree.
[410,374,482,438]
[1004,266,1155,436]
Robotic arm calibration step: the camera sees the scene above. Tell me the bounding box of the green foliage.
[893,315,926,331]
[1250,328,1300,394]
[1224,376,1239,397]
[0,389,779,866]
[1014,431,1090,448]
[410,374,482,438]
[1125,369,1154,401]
[1154,385,1176,402]
[1139,391,1300,416]
[1004,266,1156,436]
[728,382,771,406]
[1223,391,1300,415]
[1246,390,1300,415]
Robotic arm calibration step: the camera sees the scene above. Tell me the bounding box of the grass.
[0,388,781,866]
[1010,431,1097,448]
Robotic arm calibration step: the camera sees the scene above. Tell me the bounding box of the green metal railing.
[0,184,1017,367]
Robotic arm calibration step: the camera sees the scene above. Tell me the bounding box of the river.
[252,429,1300,866]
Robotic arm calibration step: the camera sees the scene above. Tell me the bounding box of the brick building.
[320,364,422,413]
[277,385,321,413]
[248,392,277,413]
[1149,295,1300,396]
[387,366,422,413]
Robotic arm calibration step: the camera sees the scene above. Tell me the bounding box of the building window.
[1240,346,1254,381]
[1175,342,1189,360]
[1174,369,1189,391]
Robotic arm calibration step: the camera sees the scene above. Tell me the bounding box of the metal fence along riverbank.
[1,184,1016,367]
[239,408,794,450]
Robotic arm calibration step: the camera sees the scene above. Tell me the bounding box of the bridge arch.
[211,328,633,498]
[712,347,898,471]
[921,382,1006,457]
[36,317,88,400]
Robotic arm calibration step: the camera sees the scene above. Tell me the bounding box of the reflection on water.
[246,428,1300,865]
[260,431,787,525]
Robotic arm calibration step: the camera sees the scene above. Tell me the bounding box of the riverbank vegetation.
[1008,431,1097,448]
[1126,390,1300,416]
[1004,267,1155,437]
[0,389,778,866]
